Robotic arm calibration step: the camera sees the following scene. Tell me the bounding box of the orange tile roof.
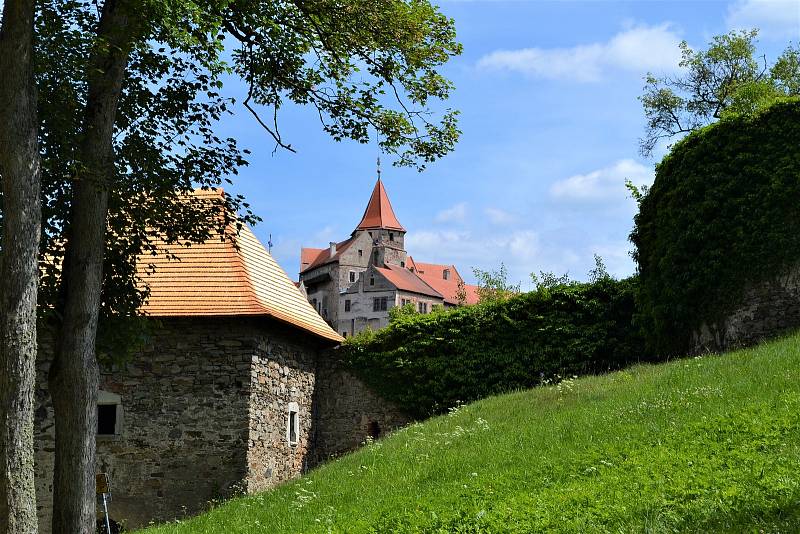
[354,179,405,232]
[411,261,481,305]
[299,237,355,274]
[139,190,342,343]
[300,247,324,271]
[375,264,443,299]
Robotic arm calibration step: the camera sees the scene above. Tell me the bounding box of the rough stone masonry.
[33,317,408,531]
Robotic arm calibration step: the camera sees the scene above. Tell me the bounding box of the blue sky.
[218,0,798,287]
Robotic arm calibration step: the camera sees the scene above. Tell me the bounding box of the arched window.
[97,391,122,437]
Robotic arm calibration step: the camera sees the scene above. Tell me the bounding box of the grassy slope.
[141,334,800,533]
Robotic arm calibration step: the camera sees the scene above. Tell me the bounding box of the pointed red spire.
[354,178,405,232]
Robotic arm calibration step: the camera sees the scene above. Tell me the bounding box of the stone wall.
[34,317,323,532]
[693,265,800,351]
[312,352,411,463]
[246,324,319,492]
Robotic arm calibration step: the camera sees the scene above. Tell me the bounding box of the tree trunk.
[0,0,42,533]
[48,1,134,532]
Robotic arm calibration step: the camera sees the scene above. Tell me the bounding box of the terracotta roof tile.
[300,247,324,271]
[375,264,443,299]
[412,262,481,305]
[139,190,342,343]
[299,238,354,274]
[354,179,405,232]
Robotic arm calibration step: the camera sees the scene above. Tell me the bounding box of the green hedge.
[631,99,800,355]
[338,277,647,417]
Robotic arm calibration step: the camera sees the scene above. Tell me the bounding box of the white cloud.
[726,0,800,39]
[406,228,540,283]
[549,159,654,203]
[435,202,468,223]
[484,207,515,225]
[477,24,682,82]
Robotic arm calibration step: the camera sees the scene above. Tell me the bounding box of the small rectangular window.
[342,331,348,338]
[97,405,117,436]
[380,297,388,311]
[389,232,394,241]
[369,276,375,286]
[418,302,428,314]
[287,404,299,445]
[358,249,363,257]
[349,271,356,283]
[345,300,351,312]
[443,269,450,280]
[373,297,380,312]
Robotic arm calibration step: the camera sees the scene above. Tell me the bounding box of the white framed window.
[349,270,357,283]
[286,402,300,446]
[97,391,123,437]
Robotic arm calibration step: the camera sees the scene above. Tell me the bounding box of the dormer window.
[443,269,450,280]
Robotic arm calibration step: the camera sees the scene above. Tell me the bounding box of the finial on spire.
[377,156,382,180]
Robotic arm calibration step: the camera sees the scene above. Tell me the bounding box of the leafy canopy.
[639,29,799,156]
[23,0,462,356]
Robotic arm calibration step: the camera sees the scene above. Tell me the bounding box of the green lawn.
[141,334,800,533]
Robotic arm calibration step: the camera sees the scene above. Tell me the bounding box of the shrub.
[338,277,647,417]
[631,99,800,356]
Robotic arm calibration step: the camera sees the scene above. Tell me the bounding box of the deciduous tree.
[33,1,461,531]
[0,0,42,532]
[639,29,799,156]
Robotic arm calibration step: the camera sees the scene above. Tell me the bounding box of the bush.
[338,277,647,417]
[631,99,800,356]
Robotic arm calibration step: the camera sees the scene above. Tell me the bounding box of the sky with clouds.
[215,0,799,288]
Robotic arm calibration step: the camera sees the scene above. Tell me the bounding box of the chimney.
[329,242,337,256]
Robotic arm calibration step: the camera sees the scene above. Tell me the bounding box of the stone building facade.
[32,190,409,531]
[300,178,479,337]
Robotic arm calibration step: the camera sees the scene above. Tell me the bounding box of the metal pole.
[102,493,112,534]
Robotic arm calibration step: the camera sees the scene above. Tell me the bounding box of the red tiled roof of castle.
[354,179,405,232]
[410,260,481,305]
[299,237,355,274]
[375,264,443,299]
[139,189,342,343]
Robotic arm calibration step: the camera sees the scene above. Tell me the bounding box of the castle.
[299,178,479,336]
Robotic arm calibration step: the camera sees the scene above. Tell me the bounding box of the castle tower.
[352,178,407,268]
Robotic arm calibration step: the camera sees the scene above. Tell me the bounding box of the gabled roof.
[139,190,342,343]
[353,179,405,233]
[410,259,481,305]
[299,237,355,274]
[375,264,443,299]
[300,247,324,271]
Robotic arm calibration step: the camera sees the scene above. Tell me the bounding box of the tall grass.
[141,333,800,533]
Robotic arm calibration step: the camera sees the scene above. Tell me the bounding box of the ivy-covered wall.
[338,278,647,417]
[631,99,800,355]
